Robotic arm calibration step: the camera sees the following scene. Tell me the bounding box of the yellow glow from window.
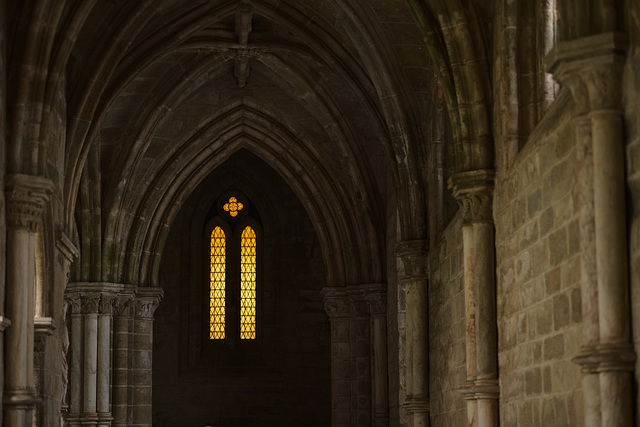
[240,226,256,339]
[210,227,226,339]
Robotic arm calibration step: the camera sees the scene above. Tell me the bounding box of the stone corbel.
[56,231,79,285]
[56,232,79,262]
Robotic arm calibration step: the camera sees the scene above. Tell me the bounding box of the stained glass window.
[210,226,226,339]
[240,226,256,339]
[223,196,244,217]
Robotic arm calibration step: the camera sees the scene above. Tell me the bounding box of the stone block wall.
[428,213,466,426]
[494,95,584,426]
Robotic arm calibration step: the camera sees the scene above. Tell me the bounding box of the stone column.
[33,316,55,427]
[111,293,134,427]
[3,174,52,426]
[363,285,389,427]
[396,239,429,427]
[97,297,113,426]
[347,288,372,427]
[82,294,100,426]
[548,31,635,427]
[322,287,352,427]
[460,222,477,427]
[131,288,162,427]
[65,286,118,427]
[450,170,499,427]
[66,294,82,427]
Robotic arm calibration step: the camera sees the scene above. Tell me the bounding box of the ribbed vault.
[64,0,434,288]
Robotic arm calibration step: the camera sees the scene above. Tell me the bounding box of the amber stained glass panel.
[240,226,256,339]
[210,227,226,339]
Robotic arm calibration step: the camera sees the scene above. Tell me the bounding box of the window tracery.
[208,192,259,341]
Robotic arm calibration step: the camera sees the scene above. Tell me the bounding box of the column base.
[3,390,39,426]
[98,412,114,426]
[572,343,636,373]
[460,379,499,427]
[460,378,499,400]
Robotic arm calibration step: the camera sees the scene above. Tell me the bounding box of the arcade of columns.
[1,2,638,427]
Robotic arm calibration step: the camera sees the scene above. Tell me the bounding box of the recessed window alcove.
[153,150,330,426]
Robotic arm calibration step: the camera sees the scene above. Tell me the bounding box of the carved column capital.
[98,295,115,315]
[347,283,386,316]
[134,288,163,319]
[348,296,370,317]
[80,294,101,315]
[5,174,53,231]
[449,170,495,224]
[65,294,82,315]
[321,287,351,318]
[365,291,387,317]
[396,239,428,279]
[547,31,627,112]
[113,294,135,317]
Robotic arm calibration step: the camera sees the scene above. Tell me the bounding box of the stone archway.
[152,150,331,426]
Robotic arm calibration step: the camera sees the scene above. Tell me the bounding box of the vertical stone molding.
[56,232,78,424]
[548,31,636,427]
[347,286,373,427]
[322,287,352,427]
[97,296,113,426]
[131,288,163,427]
[66,294,83,427]
[33,316,55,426]
[3,174,52,427]
[450,170,500,427]
[396,239,429,427]
[363,285,389,427]
[323,284,389,427]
